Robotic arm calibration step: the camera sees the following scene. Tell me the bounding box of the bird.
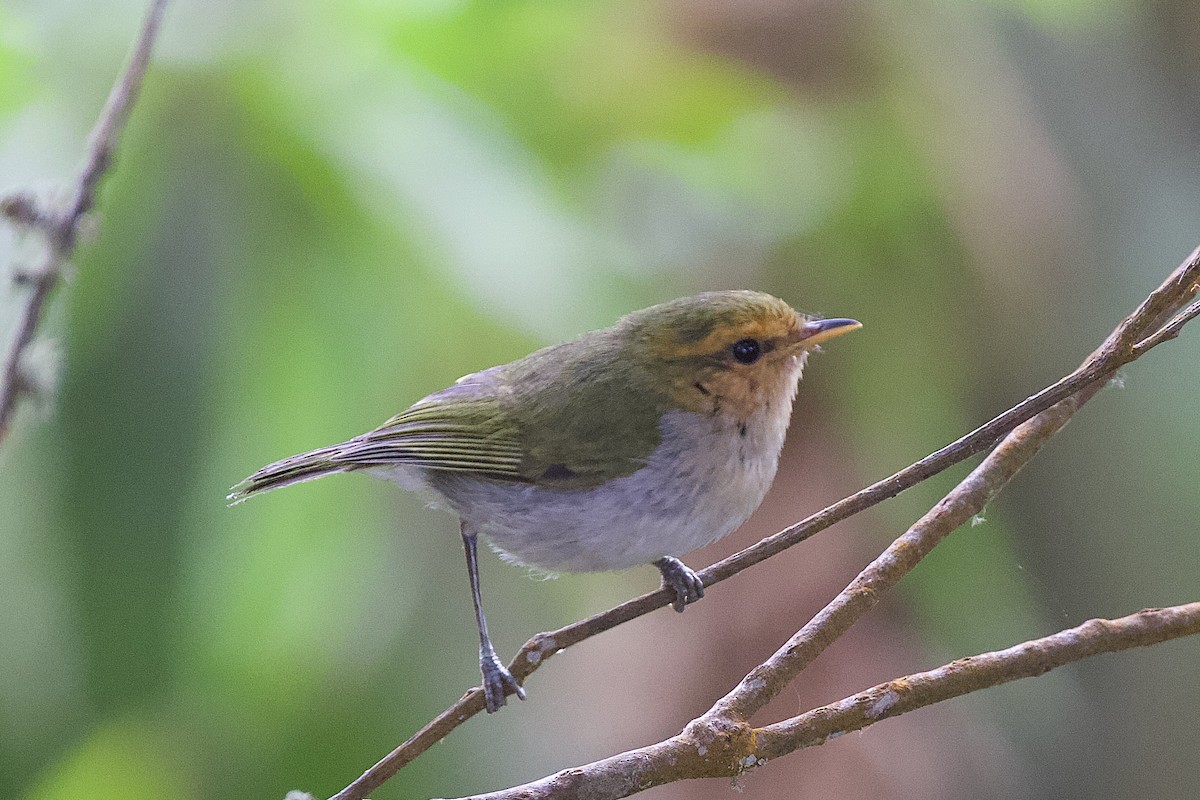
[229,291,859,713]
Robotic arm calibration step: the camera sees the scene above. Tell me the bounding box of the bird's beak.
[793,317,862,347]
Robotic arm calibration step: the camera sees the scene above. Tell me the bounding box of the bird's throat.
[676,351,807,423]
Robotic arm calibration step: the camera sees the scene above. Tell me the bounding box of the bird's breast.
[429,388,798,573]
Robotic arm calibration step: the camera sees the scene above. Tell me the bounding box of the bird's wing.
[230,347,669,502]
[349,349,666,489]
[227,381,525,503]
[331,380,526,480]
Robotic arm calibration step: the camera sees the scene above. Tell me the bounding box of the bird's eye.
[730,338,762,364]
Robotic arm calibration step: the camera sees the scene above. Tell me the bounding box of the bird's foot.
[654,556,705,613]
[480,650,525,713]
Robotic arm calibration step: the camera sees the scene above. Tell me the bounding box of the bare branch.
[323,249,1200,800]
[1131,295,1200,357]
[754,602,1200,759]
[443,603,1200,800]
[0,0,169,444]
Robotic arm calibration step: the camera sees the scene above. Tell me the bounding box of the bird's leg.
[654,556,705,613]
[461,521,525,713]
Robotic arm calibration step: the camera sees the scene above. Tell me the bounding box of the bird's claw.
[481,651,525,713]
[654,556,705,613]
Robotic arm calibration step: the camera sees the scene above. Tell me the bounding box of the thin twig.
[1131,295,1200,357]
[0,0,169,443]
[325,247,1200,800]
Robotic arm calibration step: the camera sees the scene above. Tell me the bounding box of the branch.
[1130,295,1200,357]
[0,0,169,444]
[324,247,1200,800]
[449,602,1200,800]
[753,602,1200,758]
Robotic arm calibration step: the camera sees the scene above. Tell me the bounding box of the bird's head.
[620,290,860,418]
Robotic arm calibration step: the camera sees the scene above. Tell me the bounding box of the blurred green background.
[2,1,1199,798]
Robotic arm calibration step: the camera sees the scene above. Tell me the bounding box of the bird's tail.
[227,444,353,505]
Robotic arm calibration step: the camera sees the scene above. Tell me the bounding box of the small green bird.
[229,291,859,712]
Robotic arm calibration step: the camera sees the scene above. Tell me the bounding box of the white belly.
[404,406,791,573]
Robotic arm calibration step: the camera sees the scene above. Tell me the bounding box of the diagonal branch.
[0,0,170,444]
[707,368,1083,724]
[324,249,1200,800]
